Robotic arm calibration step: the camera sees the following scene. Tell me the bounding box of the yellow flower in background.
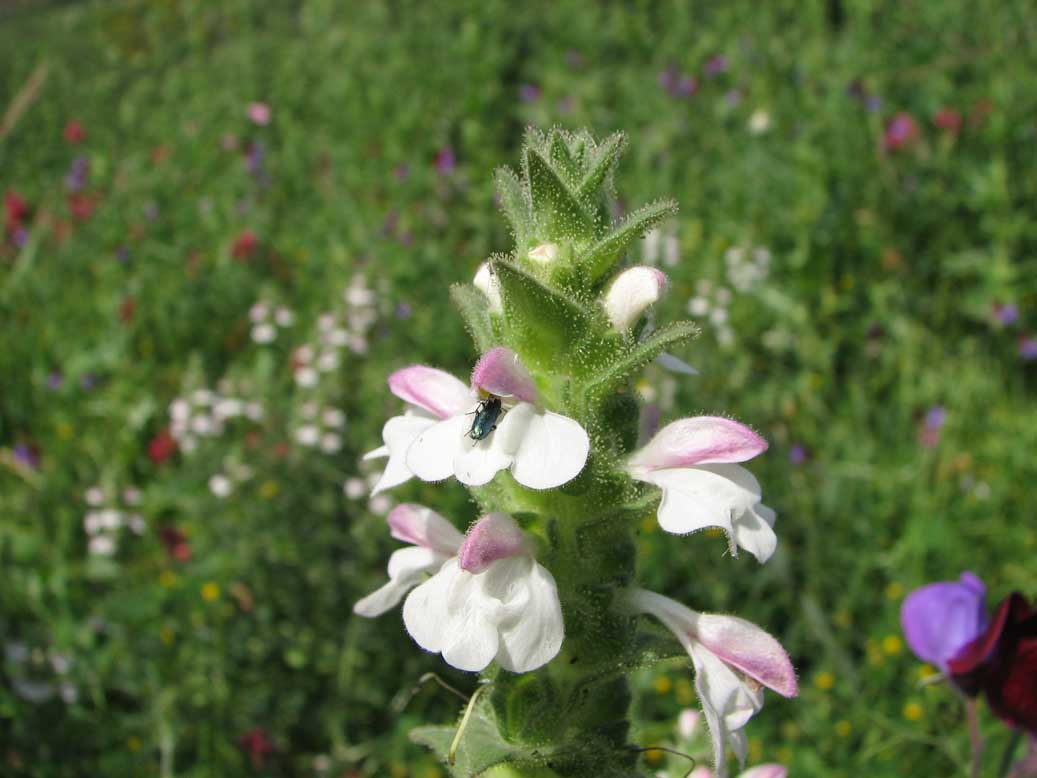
[675,678,694,705]
[814,671,835,691]
[882,635,903,656]
[643,748,664,765]
[159,570,177,588]
[652,675,672,694]
[259,480,279,499]
[159,626,175,645]
[885,582,904,600]
[835,720,852,737]
[201,582,220,602]
[903,702,924,721]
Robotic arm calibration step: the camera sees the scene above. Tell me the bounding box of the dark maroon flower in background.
[934,107,962,134]
[159,527,191,563]
[231,230,258,261]
[884,112,920,151]
[5,191,30,235]
[237,727,275,769]
[949,592,1037,733]
[63,121,85,144]
[148,427,178,464]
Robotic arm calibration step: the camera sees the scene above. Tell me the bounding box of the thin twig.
[966,698,984,778]
[628,745,698,778]
[0,61,48,143]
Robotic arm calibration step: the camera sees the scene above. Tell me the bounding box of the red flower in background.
[5,191,30,234]
[159,527,191,563]
[148,427,178,464]
[63,121,86,144]
[237,728,274,769]
[934,107,962,134]
[119,296,136,323]
[950,592,1037,734]
[67,192,97,221]
[231,230,258,261]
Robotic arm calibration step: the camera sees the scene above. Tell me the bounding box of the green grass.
[2,1,1036,776]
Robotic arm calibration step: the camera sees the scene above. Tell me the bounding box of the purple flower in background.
[993,302,1019,326]
[704,55,728,76]
[918,404,946,448]
[865,95,883,114]
[435,146,456,176]
[658,67,678,94]
[901,572,988,677]
[47,371,63,390]
[12,443,40,470]
[80,373,97,391]
[658,68,697,98]
[789,443,807,466]
[1019,335,1037,362]
[884,112,920,151]
[724,88,743,107]
[12,227,28,247]
[64,156,89,192]
[675,75,698,97]
[519,84,541,103]
[395,302,412,320]
[143,202,160,222]
[115,246,130,263]
[246,141,266,177]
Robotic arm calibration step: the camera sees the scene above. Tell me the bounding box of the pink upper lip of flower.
[628,416,768,475]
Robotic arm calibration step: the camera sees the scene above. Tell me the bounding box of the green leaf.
[450,283,496,352]
[584,321,699,398]
[576,199,678,282]
[411,710,524,777]
[575,132,626,205]
[548,132,581,186]
[492,258,598,369]
[495,166,531,247]
[525,148,594,240]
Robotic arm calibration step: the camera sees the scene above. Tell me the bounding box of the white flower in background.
[209,474,232,498]
[663,233,680,268]
[628,588,797,778]
[295,425,320,446]
[323,408,346,428]
[320,433,342,453]
[249,303,269,323]
[274,307,294,326]
[628,416,777,562]
[353,503,464,617]
[88,535,116,556]
[403,512,564,673]
[249,300,293,343]
[604,267,668,331]
[528,242,559,264]
[84,486,105,506]
[368,494,394,515]
[748,110,772,135]
[343,477,366,499]
[317,351,340,372]
[295,367,318,388]
[379,347,589,491]
[473,262,502,313]
[251,322,276,344]
[122,487,141,506]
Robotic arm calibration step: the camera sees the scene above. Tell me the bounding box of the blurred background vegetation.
[2,1,1036,775]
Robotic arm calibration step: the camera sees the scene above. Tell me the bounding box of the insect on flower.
[466,396,504,442]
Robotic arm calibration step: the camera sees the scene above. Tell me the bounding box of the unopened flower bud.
[528,242,559,264]
[604,267,668,330]
[473,262,502,313]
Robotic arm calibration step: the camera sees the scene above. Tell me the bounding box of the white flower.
[274,307,294,326]
[322,408,346,428]
[528,242,559,264]
[663,234,680,267]
[251,323,276,344]
[343,477,366,499]
[354,503,464,617]
[317,351,340,372]
[295,367,319,388]
[368,494,393,515]
[122,487,141,506]
[627,416,777,562]
[473,262,502,313]
[689,296,711,317]
[249,302,269,323]
[295,425,319,446]
[170,398,191,422]
[245,402,264,421]
[402,347,590,490]
[403,512,564,673]
[85,486,105,506]
[604,267,668,331]
[629,588,796,778]
[88,535,116,556]
[320,433,342,453]
[209,474,232,498]
[748,110,772,135]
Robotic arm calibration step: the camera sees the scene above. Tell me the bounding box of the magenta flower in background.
[1019,335,1037,362]
[788,444,807,466]
[519,83,541,102]
[901,571,988,677]
[435,146,456,176]
[993,302,1019,326]
[918,404,945,448]
[705,55,728,76]
[246,102,271,126]
[884,112,919,151]
[934,107,962,134]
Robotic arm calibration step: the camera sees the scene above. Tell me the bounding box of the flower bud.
[604,266,668,330]
[473,262,502,313]
[528,242,559,264]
